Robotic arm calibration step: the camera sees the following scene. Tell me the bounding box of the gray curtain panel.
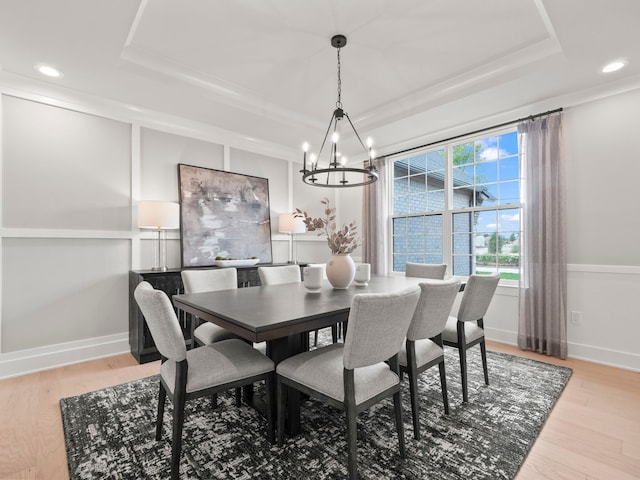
[517,113,567,359]
[362,157,388,275]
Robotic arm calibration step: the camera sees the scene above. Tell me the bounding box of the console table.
[129,264,303,363]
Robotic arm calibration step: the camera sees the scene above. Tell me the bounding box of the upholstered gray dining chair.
[276,286,421,480]
[258,265,326,345]
[398,278,461,439]
[257,265,301,285]
[405,262,447,279]
[181,268,241,346]
[134,282,275,480]
[442,273,500,403]
[181,268,244,407]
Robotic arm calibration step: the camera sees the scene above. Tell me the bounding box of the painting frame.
[177,164,273,267]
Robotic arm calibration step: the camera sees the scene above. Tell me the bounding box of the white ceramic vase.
[326,254,356,289]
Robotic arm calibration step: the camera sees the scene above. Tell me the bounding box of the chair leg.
[408,367,420,439]
[480,340,489,385]
[459,346,469,403]
[393,390,406,458]
[345,404,358,480]
[235,387,242,407]
[457,322,469,403]
[276,376,286,447]
[156,383,166,441]
[314,329,319,346]
[211,393,218,409]
[170,389,186,480]
[438,360,450,415]
[406,341,420,440]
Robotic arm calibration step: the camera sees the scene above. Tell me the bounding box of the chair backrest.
[181,268,238,294]
[134,282,187,362]
[406,278,461,341]
[343,286,420,369]
[405,262,447,279]
[258,265,301,286]
[457,273,500,322]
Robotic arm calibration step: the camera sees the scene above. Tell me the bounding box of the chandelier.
[300,35,378,188]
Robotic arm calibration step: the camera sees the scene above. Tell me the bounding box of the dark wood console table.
[129,263,303,363]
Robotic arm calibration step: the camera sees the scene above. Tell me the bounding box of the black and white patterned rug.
[60,341,571,479]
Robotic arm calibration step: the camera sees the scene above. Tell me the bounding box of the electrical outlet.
[570,311,581,325]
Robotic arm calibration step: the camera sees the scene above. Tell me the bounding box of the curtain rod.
[386,107,563,158]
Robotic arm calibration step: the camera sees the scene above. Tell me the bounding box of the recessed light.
[601,58,629,74]
[34,64,63,78]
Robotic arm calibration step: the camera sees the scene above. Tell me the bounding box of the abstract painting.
[178,164,272,267]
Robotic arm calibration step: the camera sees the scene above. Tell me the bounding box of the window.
[391,130,521,280]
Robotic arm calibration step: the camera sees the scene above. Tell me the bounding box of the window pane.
[452,187,474,208]
[393,235,407,253]
[393,196,409,215]
[394,255,407,272]
[453,212,472,233]
[453,142,474,165]
[476,210,498,234]
[407,235,425,253]
[427,190,445,212]
[499,208,520,231]
[394,177,408,196]
[499,180,520,205]
[407,216,424,233]
[426,235,443,255]
[426,254,443,264]
[475,160,498,183]
[408,154,426,175]
[499,131,518,156]
[427,150,445,171]
[453,255,472,276]
[409,174,426,194]
[499,156,519,181]
[476,183,499,207]
[408,192,425,213]
[453,233,472,254]
[394,162,408,179]
[425,215,442,232]
[477,136,498,161]
[393,217,406,235]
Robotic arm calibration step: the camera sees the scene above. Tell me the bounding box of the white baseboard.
[485,327,639,372]
[0,333,130,380]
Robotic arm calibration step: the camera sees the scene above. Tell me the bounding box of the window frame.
[387,127,522,284]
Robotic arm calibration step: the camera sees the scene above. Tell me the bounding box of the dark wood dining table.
[172,274,455,436]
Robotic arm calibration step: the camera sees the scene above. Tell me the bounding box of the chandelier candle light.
[300,34,378,188]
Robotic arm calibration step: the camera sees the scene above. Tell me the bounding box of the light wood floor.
[0,342,638,480]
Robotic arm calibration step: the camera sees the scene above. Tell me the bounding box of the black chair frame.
[400,332,449,440]
[442,318,488,403]
[276,355,405,480]
[157,356,275,480]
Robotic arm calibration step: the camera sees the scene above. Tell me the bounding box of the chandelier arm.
[343,112,371,161]
[316,111,337,169]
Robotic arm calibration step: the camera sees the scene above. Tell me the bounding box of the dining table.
[172,274,459,436]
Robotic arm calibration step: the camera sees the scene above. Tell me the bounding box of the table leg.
[268,332,308,437]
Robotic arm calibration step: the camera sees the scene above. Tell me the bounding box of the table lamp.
[279,212,306,264]
[138,200,180,271]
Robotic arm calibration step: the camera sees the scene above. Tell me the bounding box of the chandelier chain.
[336,47,342,109]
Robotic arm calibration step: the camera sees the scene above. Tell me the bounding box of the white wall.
[1,84,638,378]
[0,92,330,378]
